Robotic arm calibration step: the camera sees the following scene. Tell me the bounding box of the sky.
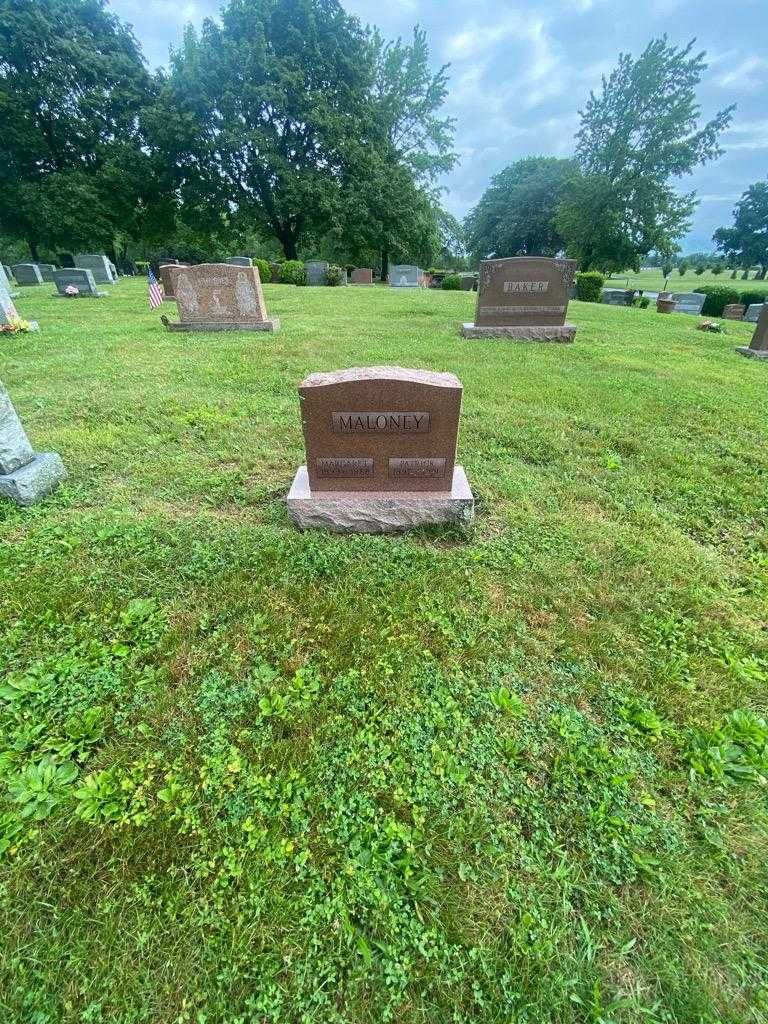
[111,0,768,253]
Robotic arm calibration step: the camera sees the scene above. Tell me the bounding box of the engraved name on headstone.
[165,263,279,332]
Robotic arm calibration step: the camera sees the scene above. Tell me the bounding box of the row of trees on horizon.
[1,0,764,277]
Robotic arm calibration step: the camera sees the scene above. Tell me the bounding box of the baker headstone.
[164,263,279,332]
[159,263,189,301]
[672,292,706,316]
[744,303,765,324]
[736,304,768,360]
[52,268,105,298]
[461,256,577,342]
[12,264,44,286]
[226,257,253,267]
[0,381,68,506]
[36,263,57,282]
[74,254,116,284]
[287,366,474,533]
[305,261,329,286]
[350,268,373,286]
[0,265,19,325]
[722,303,746,320]
[389,265,422,288]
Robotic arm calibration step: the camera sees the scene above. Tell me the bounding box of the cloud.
[716,57,768,91]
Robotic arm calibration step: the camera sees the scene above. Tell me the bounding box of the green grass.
[607,267,768,296]
[1,280,767,1024]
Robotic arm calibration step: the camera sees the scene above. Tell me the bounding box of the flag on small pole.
[148,268,163,309]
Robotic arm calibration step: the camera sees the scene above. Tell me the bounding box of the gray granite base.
[52,292,107,298]
[0,453,68,507]
[461,322,577,342]
[736,346,768,360]
[287,465,474,533]
[166,319,280,332]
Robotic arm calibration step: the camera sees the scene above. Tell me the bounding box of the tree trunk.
[28,239,39,261]
[281,235,298,260]
[381,250,389,281]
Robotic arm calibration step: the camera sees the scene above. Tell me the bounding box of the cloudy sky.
[112,0,767,252]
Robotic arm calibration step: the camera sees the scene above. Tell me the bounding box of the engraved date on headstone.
[332,411,430,433]
[316,457,374,478]
[389,457,446,479]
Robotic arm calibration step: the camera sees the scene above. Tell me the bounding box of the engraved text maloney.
[332,411,430,434]
[389,457,446,479]
[479,305,566,316]
[503,280,549,293]
[316,457,374,478]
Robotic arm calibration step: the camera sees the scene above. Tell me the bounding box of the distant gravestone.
[305,261,329,286]
[287,366,474,533]
[0,265,19,325]
[744,303,765,323]
[350,268,373,286]
[36,263,57,282]
[108,260,118,280]
[722,304,746,320]
[164,263,279,332]
[0,381,68,506]
[602,288,634,306]
[159,263,189,300]
[3,264,12,282]
[461,256,577,342]
[74,254,116,284]
[672,292,706,316]
[736,304,768,360]
[389,265,421,288]
[12,264,44,286]
[459,275,477,292]
[52,268,105,297]
[226,257,253,267]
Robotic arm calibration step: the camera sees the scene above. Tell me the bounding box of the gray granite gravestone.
[672,292,706,315]
[745,303,765,323]
[36,263,57,282]
[0,382,67,506]
[602,288,634,306]
[459,274,478,291]
[0,265,20,325]
[389,265,422,288]
[305,261,329,286]
[736,304,768,360]
[74,254,116,284]
[52,268,105,297]
[226,257,253,267]
[462,257,577,341]
[12,264,44,286]
[3,264,12,282]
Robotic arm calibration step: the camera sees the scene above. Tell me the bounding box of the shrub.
[269,262,282,282]
[135,261,149,273]
[632,295,651,309]
[326,264,343,286]
[280,260,306,286]
[678,261,688,275]
[711,262,724,276]
[693,284,740,317]
[253,258,271,283]
[574,271,604,303]
[739,289,765,308]
[694,265,706,276]
[661,262,673,279]
[441,274,462,290]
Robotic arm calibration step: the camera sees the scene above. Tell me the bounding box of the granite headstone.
[164,263,279,332]
[305,261,329,286]
[36,263,57,282]
[744,303,765,324]
[672,292,706,316]
[350,268,373,286]
[0,265,19,325]
[12,264,44,286]
[0,381,67,506]
[722,304,746,320]
[389,265,421,288]
[74,254,116,284]
[736,304,768,360]
[226,257,253,267]
[52,268,105,297]
[159,263,189,300]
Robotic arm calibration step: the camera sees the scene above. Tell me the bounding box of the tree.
[678,261,689,275]
[0,0,153,259]
[556,37,733,271]
[713,180,768,278]
[661,261,673,279]
[464,157,576,261]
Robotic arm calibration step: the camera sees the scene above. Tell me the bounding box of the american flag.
[148,268,163,309]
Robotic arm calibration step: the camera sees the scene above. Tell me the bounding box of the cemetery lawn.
[2,279,768,1024]
[607,267,768,296]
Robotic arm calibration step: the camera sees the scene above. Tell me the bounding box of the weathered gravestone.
[159,263,189,301]
[12,264,44,286]
[461,257,577,341]
[52,268,105,297]
[3,264,12,282]
[74,254,116,284]
[602,288,634,306]
[389,265,422,288]
[460,275,478,292]
[305,261,329,286]
[350,268,373,286]
[287,366,474,533]
[226,257,253,267]
[108,260,118,279]
[745,303,765,323]
[672,292,706,316]
[736,304,768,360]
[0,382,67,506]
[722,304,746,320]
[36,264,57,282]
[0,265,20,325]
[164,263,279,332]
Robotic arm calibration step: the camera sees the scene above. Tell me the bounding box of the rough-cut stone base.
[166,318,280,332]
[0,453,68,507]
[736,346,768,360]
[461,322,577,342]
[287,465,474,533]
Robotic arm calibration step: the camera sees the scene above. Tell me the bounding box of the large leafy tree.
[464,156,576,261]
[557,37,733,272]
[0,0,153,259]
[713,181,768,278]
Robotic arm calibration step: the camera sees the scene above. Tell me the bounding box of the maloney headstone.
[350,268,373,286]
[164,263,279,332]
[462,256,578,342]
[305,261,329,286]
[736,304,768,361]
[0,381,67,507]
[74,254,116,284]
[52,268,105,298]
[12,264,44,286]
[287,366,474,533]
[389,265,422,288]
[226,257,253,267]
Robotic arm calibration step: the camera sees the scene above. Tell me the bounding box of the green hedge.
[326,264,343,286]
[280,260,306,286]
[441,274,462,291]
[253,258,271,283]
[575,271,604,303]
[692,285,740,317]
[739,289,765,309]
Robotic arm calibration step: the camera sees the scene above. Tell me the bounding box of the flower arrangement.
[65,285,79,297]
[697,320,725,334]
[1,316,37,334]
